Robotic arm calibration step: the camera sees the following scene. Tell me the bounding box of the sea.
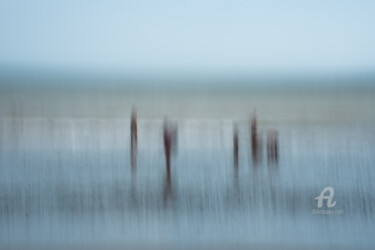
[0,79,374,249]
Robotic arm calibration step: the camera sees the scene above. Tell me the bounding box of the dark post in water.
[130,107,138,172]
[233,123,239,168]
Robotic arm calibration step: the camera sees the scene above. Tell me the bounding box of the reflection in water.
[163,170,173,207]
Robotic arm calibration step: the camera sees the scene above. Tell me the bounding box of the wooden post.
[130,107,137,172]
[267,129,278,163]
[233,123,239,168]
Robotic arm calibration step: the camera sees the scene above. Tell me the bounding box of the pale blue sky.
[1,0,375,74]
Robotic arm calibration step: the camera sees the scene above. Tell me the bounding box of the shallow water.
[0,116,374,249]
[0,91,375,249]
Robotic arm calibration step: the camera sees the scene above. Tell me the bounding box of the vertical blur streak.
[130,107,138,174]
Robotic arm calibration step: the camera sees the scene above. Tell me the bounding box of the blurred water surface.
[0,91,374,249]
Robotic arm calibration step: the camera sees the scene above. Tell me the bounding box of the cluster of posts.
[130,108,279,177]
[233,112,278,169]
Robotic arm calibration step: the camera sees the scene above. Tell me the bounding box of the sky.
[0,0,375,75]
